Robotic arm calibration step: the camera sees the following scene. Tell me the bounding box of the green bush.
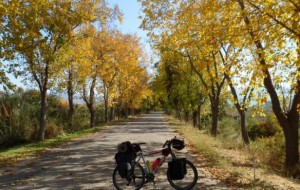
[248,115,281,140]
[0,89,90,147]
[44,120,64,139]
[0,90,40,146]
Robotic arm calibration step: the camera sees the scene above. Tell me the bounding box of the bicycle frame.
[135,147,175,175]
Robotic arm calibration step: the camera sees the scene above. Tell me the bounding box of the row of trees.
[139,0,299,174]
[0,1,151,143]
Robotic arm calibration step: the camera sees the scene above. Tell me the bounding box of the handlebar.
[162,136,178,148]
[162,140,170,148]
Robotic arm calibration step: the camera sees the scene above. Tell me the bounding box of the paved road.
[0,112,233,189]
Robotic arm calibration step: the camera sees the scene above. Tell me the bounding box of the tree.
[54,30,95,129]
[153,49,206,126]
[94,30,121,122]
[113,34,150,118]
[237,0,300,172]
[0,0,111,140]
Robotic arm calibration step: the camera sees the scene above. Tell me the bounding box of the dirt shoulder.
[171,120,300,190]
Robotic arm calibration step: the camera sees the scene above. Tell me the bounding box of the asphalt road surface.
[0,112,234,189]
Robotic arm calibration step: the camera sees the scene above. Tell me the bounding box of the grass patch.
[166,116,231,168]
[0,125,104,167]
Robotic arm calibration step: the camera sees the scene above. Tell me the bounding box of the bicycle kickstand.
[152,181,157,189]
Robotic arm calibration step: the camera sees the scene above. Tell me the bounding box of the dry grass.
[166,115,300,190]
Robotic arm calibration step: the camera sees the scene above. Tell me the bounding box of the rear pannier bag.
[114,141,136,178]
[168,158,187,180]
[117,163,129,178]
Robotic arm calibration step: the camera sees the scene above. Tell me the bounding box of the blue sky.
[108,1,142,32]
[107,0,158,73]
[108,0,153,60]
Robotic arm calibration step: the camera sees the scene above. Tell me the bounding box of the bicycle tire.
[112,162,145,190]
[167,159,198,190]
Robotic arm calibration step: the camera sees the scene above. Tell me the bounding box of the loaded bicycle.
[112,137,198,190]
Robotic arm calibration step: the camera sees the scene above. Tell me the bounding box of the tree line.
[0,1,151,145]
[139,0,300,175]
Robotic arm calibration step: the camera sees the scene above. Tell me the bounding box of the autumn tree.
[236,0,300,172]
[53,29,95,129]
[94,30,121,122]
[113,34,151,118]
[153,49,206,127]
[0,0,117,140]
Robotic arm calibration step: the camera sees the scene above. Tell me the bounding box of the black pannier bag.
[168,158,187,180]
[114,141,136,178]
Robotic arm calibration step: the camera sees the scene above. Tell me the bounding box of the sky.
[108,0,152,57]
[108,0,148,42]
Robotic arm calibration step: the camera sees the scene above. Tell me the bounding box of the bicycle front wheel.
[167,159,198,190]
[112,162,145,190]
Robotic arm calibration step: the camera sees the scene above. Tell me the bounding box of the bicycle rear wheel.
[167,159,198,190]
[112,162,145,190]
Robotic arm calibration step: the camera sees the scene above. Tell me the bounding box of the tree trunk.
[197,104,202,129]
[38,89,47,141]
[210,97,219,137]
[239,110,250,144]
[104,98,108,122]
[88,104,95,128]
[283,120,299,174]
[184,111,189,123]
[109,106,114,121]
[67,71,74,130]
[82,78,96,128]
[125,104,129,119]
[103,85,109,123]
[192,110,197,128]
[224,73,250,144]
[117,106,120,120]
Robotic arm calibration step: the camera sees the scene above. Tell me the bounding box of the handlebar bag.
[168,158,187,180]
[171,139,185,150]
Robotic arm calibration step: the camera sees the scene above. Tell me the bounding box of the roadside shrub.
[250,132,285,170]
[0,90,40,147]
[248,115,281,140]
[0,89,83,147]
[48,95,68,125]
[44,120,64,139]
[70,105,90,131]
